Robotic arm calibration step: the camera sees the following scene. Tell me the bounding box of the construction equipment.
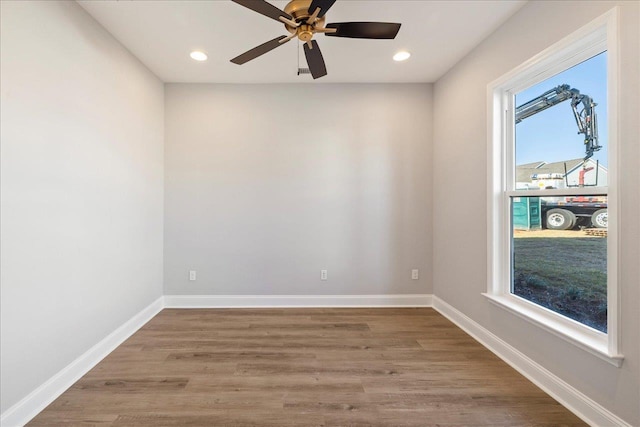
[515,84,600,161]
[515,84,606,230]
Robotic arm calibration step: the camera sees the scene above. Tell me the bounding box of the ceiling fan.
[230,0,402,79]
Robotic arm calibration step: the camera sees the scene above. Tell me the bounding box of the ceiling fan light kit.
[230,0,402,79]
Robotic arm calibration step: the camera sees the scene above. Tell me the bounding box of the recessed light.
[393,51,411,62]
[190,51,208,61]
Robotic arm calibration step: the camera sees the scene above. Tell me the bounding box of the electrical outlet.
[189,270,197,281]
[320,270,328,281]
[411,269,419,280]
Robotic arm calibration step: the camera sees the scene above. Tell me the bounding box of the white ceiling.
[78,0,526,83]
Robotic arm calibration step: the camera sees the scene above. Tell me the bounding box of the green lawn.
[513,237,607,332]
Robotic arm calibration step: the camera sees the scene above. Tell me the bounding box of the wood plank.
[27,308,585,426]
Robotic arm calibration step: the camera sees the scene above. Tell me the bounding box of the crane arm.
[515,84,601,161]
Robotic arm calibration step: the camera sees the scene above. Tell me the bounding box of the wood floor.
[29,308,585,426]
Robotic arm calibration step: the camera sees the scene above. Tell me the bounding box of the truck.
[515,84,607,230]
[541,196,607,230]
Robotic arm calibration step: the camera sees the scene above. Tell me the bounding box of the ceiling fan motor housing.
[284,0,325,40]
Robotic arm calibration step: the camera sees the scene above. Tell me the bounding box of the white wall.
[0,1,164,413]
[164,84,432,296]
[432,1,639,425]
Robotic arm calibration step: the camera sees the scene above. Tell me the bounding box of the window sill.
[482,293,624,367]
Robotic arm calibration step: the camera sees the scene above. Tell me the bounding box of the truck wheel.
[591,209,608,228]
[546,209,576,230]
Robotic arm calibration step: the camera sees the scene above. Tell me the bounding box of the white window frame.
[485,9,623,367]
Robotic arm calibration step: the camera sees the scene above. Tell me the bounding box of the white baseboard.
[431,296,631,427]
[0,297,164,427]
[164,294,433,308]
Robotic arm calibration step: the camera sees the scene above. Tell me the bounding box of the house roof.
[515,158,606,182]
[518,161,546,169]
[535,158,585,175]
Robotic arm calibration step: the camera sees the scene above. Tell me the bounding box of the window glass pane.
[514,52,607,190]
[511,196,607,332]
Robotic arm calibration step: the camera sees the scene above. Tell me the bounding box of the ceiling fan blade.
[303,40,327,79]
[230,36,290,65]
[231,0,293,23]
[307,0,337,18]
[325,22,401,39]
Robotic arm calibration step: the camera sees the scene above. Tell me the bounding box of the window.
[486,10,622,366]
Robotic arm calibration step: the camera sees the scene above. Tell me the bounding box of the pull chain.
[297,40,300,75]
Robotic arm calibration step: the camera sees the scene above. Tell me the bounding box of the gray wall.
[432,1,639,424]
[0,1,164,412]
[164,84,432,296]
